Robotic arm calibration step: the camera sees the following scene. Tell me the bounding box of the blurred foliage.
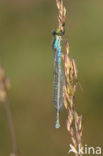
[0,0,103,156]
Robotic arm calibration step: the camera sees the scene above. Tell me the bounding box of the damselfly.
[52,29,65,129]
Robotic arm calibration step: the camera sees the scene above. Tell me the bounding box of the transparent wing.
[53,50,65,112]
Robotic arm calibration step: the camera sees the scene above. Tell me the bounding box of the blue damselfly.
[52,30,65,129]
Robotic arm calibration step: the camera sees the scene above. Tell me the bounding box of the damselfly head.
[52,30,56,36]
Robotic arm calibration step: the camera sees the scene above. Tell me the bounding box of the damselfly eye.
[52,30,56,36]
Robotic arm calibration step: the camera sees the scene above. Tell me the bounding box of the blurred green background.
[0,0,103,156]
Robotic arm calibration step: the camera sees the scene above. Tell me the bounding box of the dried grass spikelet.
[66,108,78,152]
[0,66,10,102]
[55,1,83,156]
[62,42,78,108]
[0,65,18,156]
[62,41,83,156]
[66,108,73,132]
[56,0,66,33]
[75,112,82,145]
